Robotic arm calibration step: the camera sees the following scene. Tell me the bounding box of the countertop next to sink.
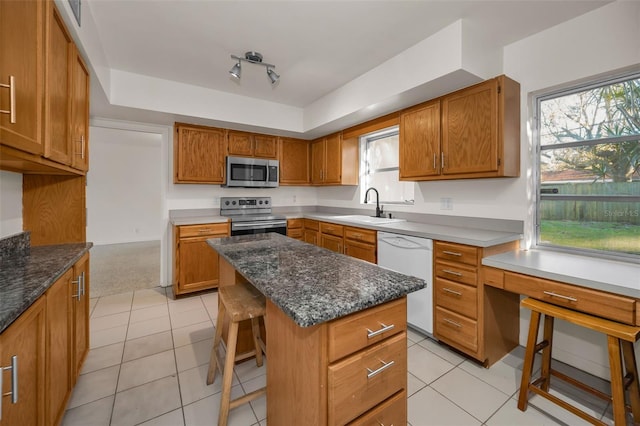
[208,233,426,327]
[0,237,93,334]
[483,249,640,299]
[169,208,523,247]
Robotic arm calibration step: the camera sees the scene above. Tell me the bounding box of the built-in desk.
[483,249,640,326]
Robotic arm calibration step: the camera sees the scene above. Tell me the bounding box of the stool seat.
[518,297,640,426]
[207,282,267,426]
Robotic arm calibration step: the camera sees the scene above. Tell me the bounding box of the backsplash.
[0,232,30,260]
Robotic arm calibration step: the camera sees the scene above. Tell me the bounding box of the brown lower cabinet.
[0,253,89,426]
[0,297,46,426]
[267,295,408,425]
[173,222,230,296]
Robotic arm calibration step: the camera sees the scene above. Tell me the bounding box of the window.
[360,127,414,204]
[536,73,640,260]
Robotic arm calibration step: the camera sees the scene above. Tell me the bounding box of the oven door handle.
[232,221,287,230]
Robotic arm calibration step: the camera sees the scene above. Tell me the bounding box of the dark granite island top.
[0,242,92,334]
[207,232,426,327]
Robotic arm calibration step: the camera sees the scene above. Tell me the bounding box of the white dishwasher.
[377,232,433,336]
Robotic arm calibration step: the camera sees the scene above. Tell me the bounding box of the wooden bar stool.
[518,297,640,425]
[207,281,267,426]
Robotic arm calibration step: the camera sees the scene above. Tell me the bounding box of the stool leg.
[540,315,554,392]
[207,303,226,385]
[219,320,240,426]
[251,317,263,367]
[607,336,627,425]
[622,341,640,423]
[518,310,541,411]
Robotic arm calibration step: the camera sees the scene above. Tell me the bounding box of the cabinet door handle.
[441,152,445,170]
[80,135,85,159]
[366,359,395,379]
[443,318,462,328]
[443,287,462,296]
[72,277,82,300]
[366,323,395,339]
[0,75,16,123]
[442,269,462,277]
[433,153,437,170]
[0,355,19,420]
[442,250,462,257]
[543,291,577,302]
[80,271,86,297]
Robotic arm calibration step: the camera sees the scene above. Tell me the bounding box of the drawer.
[304,219,319,231]
[321,222,344,237]
[435,241,478,266]
[287,218,303,229]
[178,222,229,238]
[287,228,303,239]
[434,306,478,353]
[328,333,406,426]
[344,240,376,263]
[329,297,406,362]
[435,278,477,319]
[345,227,376,244]
[504,272,637,325]
[435,260,477,286]
[348,389,406,426]
[483,266,504,289]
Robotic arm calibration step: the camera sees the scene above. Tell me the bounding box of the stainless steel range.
[220,196,287,236]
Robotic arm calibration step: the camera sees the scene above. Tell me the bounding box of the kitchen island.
[208,233,426,425]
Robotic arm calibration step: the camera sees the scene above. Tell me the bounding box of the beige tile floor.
[63,287,624,426]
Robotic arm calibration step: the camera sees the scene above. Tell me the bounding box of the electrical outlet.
[440,197,453,210]
[293,195,297,203]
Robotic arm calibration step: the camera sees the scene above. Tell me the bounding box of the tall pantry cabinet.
[0,1,92,424]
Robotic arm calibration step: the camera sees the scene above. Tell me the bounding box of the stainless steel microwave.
[224,156,279,188]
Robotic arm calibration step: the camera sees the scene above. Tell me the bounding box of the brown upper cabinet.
[228,130,278,159]
[279,137,310,185]
[43,3,73,166]
[70,48,90,172]
[400,75,520,181]
[0,0,45,155]
[0,0,90,175]
[311,132,358,185]
[174,123,227,184]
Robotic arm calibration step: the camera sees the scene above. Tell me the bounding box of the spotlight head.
[229,62,241,79]
[267,68,280,85]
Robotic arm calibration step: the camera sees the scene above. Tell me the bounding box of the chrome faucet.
[364,187,383,218]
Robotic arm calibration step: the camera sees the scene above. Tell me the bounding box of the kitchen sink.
[333,215,407,225]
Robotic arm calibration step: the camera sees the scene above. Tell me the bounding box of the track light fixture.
[229,51,280,86]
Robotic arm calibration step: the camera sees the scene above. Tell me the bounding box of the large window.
[360,127,414,205]
[536,73,640,260]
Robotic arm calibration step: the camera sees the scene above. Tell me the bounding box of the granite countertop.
[0,242,93,334]
[483,249,640,299]
[207,233,426,327]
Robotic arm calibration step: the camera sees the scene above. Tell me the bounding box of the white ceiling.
[84,0,611,134]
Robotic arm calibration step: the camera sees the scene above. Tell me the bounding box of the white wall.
[0,171,23,238]
[87,126,163,245]
[503,0,640,380]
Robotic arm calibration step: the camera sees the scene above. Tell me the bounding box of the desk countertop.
[207,233,426,327]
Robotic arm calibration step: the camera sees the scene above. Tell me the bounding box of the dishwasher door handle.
[378,237,431,250]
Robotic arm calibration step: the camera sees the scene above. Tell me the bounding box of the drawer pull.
[543,291,577,302]
[198,229,212,233]
[442,287,462,296]
[352,233,362,238]
[442,250,462,257]
[443,318,462,328]
[366,359,395,379]
[442,269,463,277]
[366,323,395,338]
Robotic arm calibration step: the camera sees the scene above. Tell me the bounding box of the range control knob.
[232,201,237,205]
[224,200,230,206]
[264,200,269,205]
